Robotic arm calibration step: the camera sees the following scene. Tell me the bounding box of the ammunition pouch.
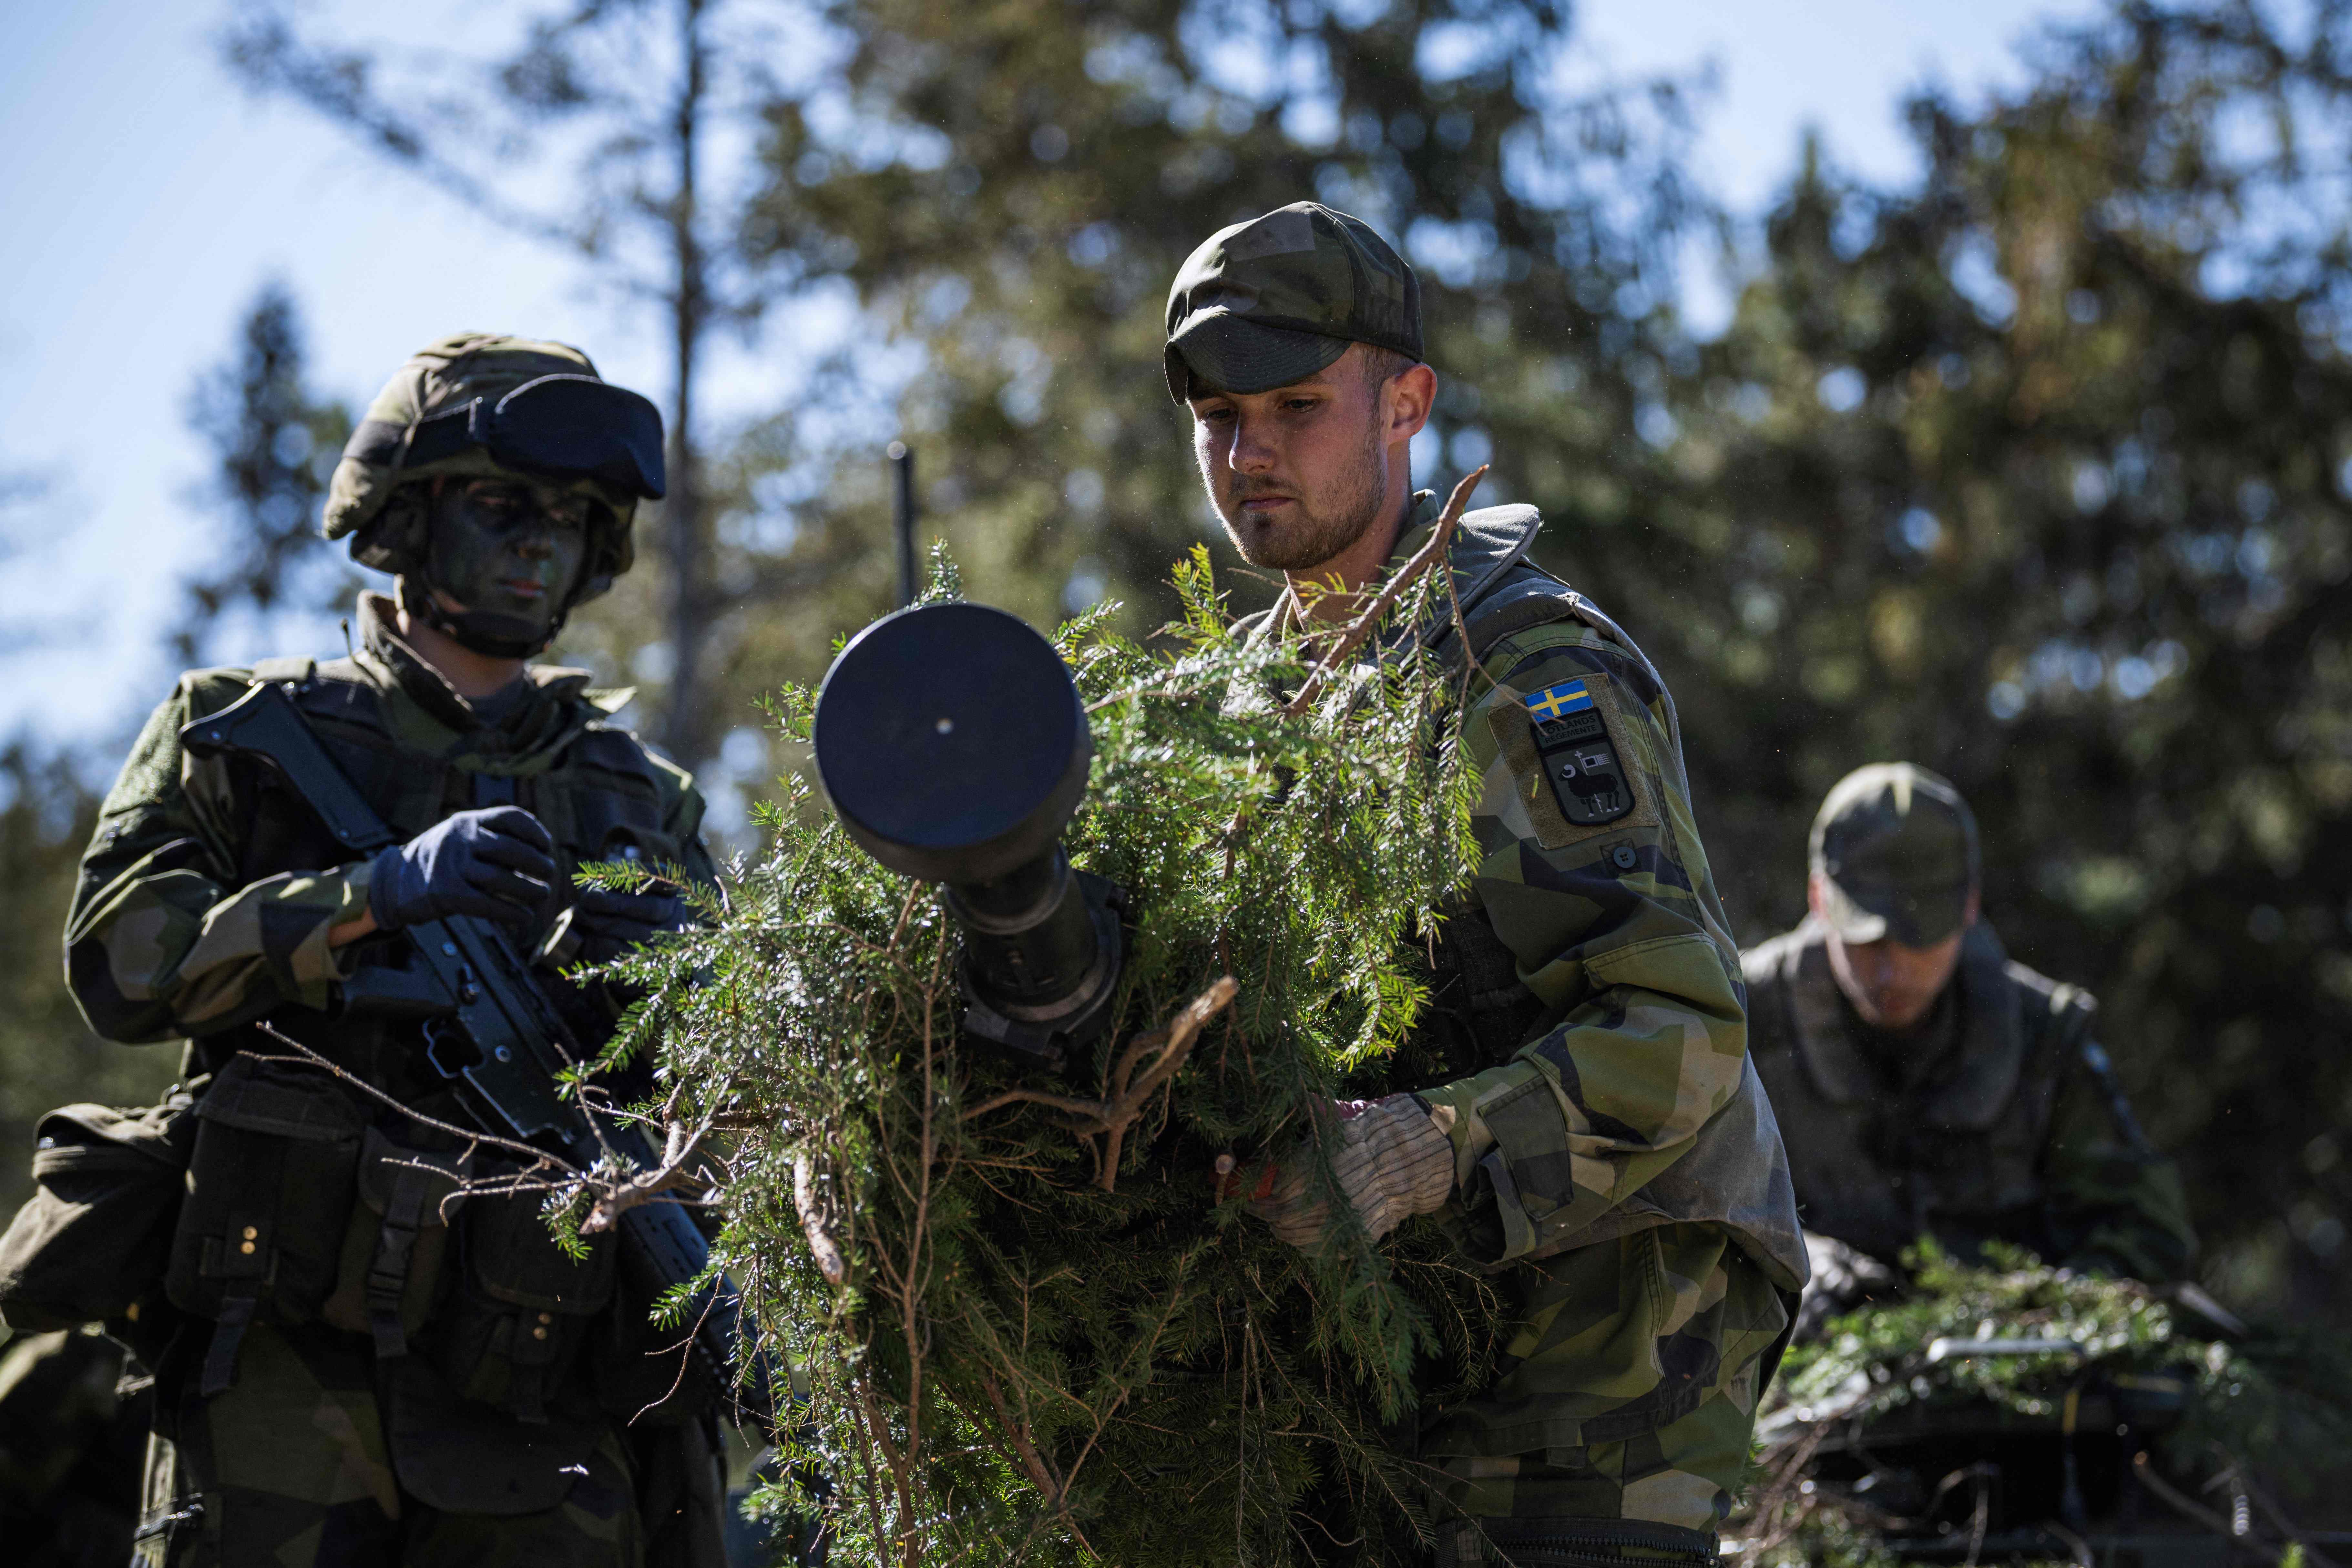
[0,1091,198,1333]
[321,1127,470,1358]
[426,1178,615,1425]
[163,1053,364,1393]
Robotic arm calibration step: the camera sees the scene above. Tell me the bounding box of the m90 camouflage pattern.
[178,678,762,1419]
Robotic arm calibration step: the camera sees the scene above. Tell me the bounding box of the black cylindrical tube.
[942,847,1102,1014]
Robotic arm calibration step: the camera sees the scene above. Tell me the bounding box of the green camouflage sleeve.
[2042,1039,2197,1282]
[1415,621,1750,1265]
[63,673,371,1044]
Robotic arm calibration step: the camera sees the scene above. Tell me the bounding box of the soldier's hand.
[1223,1095,1455,1252]
[568,885,691,965]
[367,806,559,934]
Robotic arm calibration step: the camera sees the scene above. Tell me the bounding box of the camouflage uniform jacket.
[66,590,711,1093]
[1245,495,1809,1293]
[1744,917,2195,1282]
[60,592,717,1510]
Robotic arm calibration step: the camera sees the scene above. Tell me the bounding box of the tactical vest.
[159,649,705,1506]
[1743,919,2101,1266]
[212,651,692,1088]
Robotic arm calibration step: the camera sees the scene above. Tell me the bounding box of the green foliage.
[1632,2,2352,1319]
[743,0,1700,648]
[602,552,1492,1564]
[1774,1245,2352,1475]
[0,747,178,1229]
[175,279,357,667]
[1744,1245,2352,1560]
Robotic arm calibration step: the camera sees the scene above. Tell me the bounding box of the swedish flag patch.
[1524,681,1595,722]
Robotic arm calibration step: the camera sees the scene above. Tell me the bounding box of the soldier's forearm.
[328,909,379,947]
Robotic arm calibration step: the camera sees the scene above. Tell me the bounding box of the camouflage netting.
[1733,1243,2352,1568]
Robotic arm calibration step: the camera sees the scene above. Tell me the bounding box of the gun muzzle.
[812,601,1125,1068]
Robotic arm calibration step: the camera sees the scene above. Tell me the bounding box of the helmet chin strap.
[395,570,568,660]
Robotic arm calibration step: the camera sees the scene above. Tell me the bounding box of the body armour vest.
[1743,918,2096,1267]
[210,614,707,1098]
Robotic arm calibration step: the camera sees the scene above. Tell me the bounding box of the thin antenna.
[340,617,354,659]
[887,440,917,609]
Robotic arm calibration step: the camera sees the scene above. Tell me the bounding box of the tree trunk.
[657,0,712,769]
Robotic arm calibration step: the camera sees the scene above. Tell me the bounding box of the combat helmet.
[322,332,666,654]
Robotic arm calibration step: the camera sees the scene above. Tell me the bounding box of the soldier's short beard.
[1210,412,1390,573]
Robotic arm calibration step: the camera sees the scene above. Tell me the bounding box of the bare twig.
[252,1022,578,1177]
[794,1154,847,1286]
[580,1112,725,1233]
[966,976,1240,1191]
[1280,465,1488,718]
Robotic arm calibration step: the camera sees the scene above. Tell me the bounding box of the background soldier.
[63,334,728,1565]
[1743,762,2196,1333]
[1175,203,1809,1568]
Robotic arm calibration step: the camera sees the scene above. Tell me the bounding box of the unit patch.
[1523,681,1634,826]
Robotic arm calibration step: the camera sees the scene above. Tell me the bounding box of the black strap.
[198,1287,257,1397]
[403,399,485,470]
[363,1162,440,1359]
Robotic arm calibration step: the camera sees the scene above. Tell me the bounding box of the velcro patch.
[1523,683,1634,826]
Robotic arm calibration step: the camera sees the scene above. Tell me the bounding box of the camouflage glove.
[1244,1095,1455,1250]
[367,806,558,934]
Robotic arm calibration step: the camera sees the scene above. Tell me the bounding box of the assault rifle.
[180,678,765,1423]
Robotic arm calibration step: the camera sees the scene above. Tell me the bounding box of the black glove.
[366,806,558,933]
[568,885,691,965]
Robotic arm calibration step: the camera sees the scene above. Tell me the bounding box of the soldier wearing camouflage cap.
[59,335,731,1565]
[1744,763,2195,1333]
[1176,203,1807,1568]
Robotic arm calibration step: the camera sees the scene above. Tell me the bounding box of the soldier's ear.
[1384,362,1436,446]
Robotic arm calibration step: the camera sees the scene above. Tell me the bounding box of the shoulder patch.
[1521,682,1635,826]
[1484,668,1657,850]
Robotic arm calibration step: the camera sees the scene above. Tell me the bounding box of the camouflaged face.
[322,333,638,600]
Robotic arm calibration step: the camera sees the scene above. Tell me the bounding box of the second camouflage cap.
[1809,763,1980,948]
[1163,202,1422,403]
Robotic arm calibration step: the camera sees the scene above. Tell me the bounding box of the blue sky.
[0,0,2099,754]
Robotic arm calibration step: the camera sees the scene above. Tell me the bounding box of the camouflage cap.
[321,333,638,602]
[1809,763,1980,948]
[1163,202,1422,403]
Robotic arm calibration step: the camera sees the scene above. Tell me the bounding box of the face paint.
[420,478,594,651]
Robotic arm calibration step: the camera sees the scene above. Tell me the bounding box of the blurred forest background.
[4,0,2349,1325]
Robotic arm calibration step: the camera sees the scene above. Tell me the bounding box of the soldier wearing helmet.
[1744,763,2197,1335]
[61,335,727,1565]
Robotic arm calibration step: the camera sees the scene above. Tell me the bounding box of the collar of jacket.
[1235,488,1541,645]
[1784,915,2025,1131]
[349,591,622,767]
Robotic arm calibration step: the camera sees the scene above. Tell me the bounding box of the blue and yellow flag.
[1523,680,1595,723]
